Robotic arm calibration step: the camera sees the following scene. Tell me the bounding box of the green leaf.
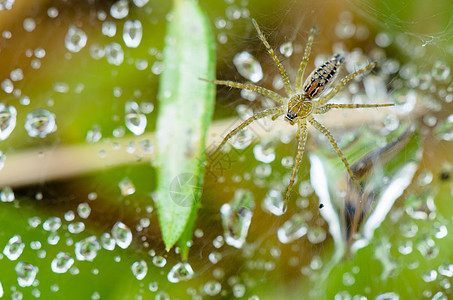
[155,0,216,252]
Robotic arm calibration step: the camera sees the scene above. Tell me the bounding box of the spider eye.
[286,113,296,121]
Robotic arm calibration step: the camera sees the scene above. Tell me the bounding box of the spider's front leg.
[283,119,308,211]
[209,106,285,158]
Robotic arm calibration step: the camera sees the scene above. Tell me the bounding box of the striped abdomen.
[303,54,344,98]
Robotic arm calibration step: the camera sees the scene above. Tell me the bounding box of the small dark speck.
[440,172,450,181]
[319,204,324,209]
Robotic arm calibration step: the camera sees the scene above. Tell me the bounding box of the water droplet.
[105,42,124,65]
[151,61,163,75]
[148,281,158,292]
[43,217,61,232]
[24,109,56,138]
[100,233,115,251]
[220,189,254,248]
[77,202,91,219]
[125,101,147,135]
[3,235,24,261]
[15,262,38,287]
[10,68,23,81]
[86,125,102,143]
[231,128,253,150]
[1,186,15,202]
[102,21,116,37]
[119,177,136,196]
[0,103,17,140]
[111,221,132,249]
[47,7,58,18]
[433,223,448,239]
[422,269,437,282]
[123,20,142,48]
[155,291,170,300]
[1,78,13,93]
[68,222,85,234]
[74,236,100,261]
[437,263,453,279]
[375,32,392,47]
[131,260,147,280]
[398,240,412,255]
[277,213,308,243]
[208,251,222,264]
[28,216,41,228]
[65,26,87,53]
[47,232,60,245]
[23,18,36,32]
[0,0,15,10]
[262,189,284,216]
[133,0,149,7]
[432,61,450,81]
[90,44,105,59]
[279,41,293,57]
[204,280,221,296]
[167,262,194,283]
[298,180,313,197]
[417,237,439,259]
[233,51,263,83]
[152,255,167,267]
[110,0,129,19]
[232,284,246,298]
[51,252,74,273]
[434,114,453,141]
[405,191,436,220]
[342,272,355,286]
[307,226,326,244]
[253,139,276,163]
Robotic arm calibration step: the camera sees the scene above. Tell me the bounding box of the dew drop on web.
[123,20,143,48]
[111,221,132,249]
[233,51,263,83]
[65,26,87,53]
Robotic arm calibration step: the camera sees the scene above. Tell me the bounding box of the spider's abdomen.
[303,54,344,98]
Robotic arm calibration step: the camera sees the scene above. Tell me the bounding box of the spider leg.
[317,62,376,106]
[308,116,363,192]
[283,119,308,211]
[200,78,285,104]
[313,103,394,114]
[251,19,293,96]
[295,27,317,93]
[210,106,284,157]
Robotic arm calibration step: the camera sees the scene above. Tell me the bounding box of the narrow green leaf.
[155,0,216,252]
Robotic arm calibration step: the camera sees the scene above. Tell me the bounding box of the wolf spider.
[204,19,393,210]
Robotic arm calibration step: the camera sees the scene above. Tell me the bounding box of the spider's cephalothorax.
[203,19,394,211]
[286,94,313,125]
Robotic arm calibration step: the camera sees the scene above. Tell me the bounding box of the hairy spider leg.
[295,27,317,92]
[210,107,285,157]
[284,119,308,211]
[317,62,376,106]
[251,18,293,96]
[308,116,364,192]
[200,79,284,104]
[313,103,394,114]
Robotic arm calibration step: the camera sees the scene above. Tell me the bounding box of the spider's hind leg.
[283,119,308,211]
[308,116,363,192]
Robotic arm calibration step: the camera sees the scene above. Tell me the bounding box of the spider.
[204,19,393,210]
